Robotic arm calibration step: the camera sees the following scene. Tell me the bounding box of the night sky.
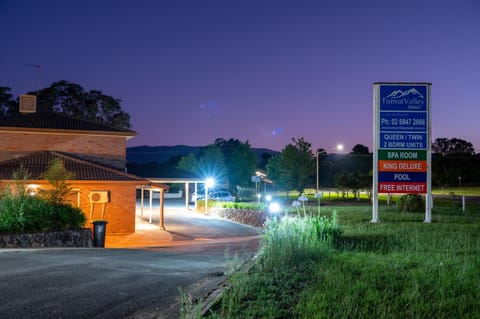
[1,0,479,152]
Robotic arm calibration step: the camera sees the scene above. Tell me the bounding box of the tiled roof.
[0,151,147,182]
[0,112,136,135]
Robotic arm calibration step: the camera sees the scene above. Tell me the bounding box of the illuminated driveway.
[0,210,261,319]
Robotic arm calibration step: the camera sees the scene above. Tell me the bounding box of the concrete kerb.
[187,248,263,318]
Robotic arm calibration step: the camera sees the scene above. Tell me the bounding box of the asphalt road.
[0,207,262,319]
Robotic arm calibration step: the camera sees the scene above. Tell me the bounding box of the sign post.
[372,82,432,223]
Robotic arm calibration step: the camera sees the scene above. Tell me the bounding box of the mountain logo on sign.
[385,88,424,99]
[382,87,425,109]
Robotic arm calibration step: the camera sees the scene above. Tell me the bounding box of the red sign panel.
[378,182,427,194]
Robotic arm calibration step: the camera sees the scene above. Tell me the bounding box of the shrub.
[0,182,86,234]
[0,193,86,234]
[396,194,424,212]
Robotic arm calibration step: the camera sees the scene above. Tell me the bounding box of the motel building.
[0,102,168,235]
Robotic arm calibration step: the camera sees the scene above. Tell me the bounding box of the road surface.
[0,208,262,319]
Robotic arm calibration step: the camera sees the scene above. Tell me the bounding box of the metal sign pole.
[372,85,380,223]
[425,84,432,223]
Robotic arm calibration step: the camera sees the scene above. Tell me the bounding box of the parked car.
[190,191,206,202]
[190,190,235,202]
[209,190,235,202]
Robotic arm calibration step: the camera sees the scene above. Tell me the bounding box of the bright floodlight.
[265,194,272,202]
[269,202,281,213]
[205,177,215,188]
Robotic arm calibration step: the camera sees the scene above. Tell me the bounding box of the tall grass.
[297,207,480,318]
[202,205,480,319]
[202,214,340,319]
[260,214,341,271]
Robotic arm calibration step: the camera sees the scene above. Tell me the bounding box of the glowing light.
[269,202,281,213]
[27,184,39,196]
[205,178,215,188]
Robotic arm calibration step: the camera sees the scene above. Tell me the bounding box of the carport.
[137,178,207,229]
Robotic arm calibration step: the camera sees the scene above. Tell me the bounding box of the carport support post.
[159,189,165,230]
[149,189,153,223]
[185,182,190,210]
[140,187,144,218]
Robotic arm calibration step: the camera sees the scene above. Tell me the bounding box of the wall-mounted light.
[27,184,39,196]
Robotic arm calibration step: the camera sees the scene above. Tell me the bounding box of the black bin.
[92,220,108,248]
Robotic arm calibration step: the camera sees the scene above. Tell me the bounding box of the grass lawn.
[195,204,480,319]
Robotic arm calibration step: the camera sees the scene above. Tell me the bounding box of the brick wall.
[73,181,138,234]
[0,132,127,168]
[0,180,138,234]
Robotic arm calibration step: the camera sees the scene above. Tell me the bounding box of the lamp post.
[204,178,215,213]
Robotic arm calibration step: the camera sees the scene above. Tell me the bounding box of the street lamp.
[205,177,215,213]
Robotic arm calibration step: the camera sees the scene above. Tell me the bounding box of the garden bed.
[215,208,267,227]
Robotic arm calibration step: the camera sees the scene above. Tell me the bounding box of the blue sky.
[1,0,479,152]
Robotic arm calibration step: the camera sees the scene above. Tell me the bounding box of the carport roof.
[0,151,164,184]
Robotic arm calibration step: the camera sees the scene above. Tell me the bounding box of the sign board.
[372,82,432,223]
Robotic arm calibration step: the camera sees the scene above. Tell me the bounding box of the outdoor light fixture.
[27,184,39,196]
[205,177,215,188]
[265,194,272,202]
[269,202,281,214]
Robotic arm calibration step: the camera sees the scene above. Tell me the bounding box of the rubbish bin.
[92,220,108,248]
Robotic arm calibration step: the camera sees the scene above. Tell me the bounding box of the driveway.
[0,206,262,319]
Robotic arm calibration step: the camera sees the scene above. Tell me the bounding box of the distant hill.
[126,145,278,165]
[127,145,201,164]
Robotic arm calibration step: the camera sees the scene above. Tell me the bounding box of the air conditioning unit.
[89,191,110,203]
[19,95,37,114]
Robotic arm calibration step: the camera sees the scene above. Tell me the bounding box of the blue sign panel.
[378,172,427,183]
[380,132,427,149]
[380,85,427,111]
[380,112,427,132]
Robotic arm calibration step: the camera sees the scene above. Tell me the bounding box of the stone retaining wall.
[216,208,267,227]
[0,228,93,248]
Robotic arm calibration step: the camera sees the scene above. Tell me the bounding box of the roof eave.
[0,127,137,138]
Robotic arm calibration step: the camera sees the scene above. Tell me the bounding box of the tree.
[266,137,315,193]
[214,138,256,188]
[432,138,475,157]
[2,80,131,129]
[432,138,478,187]
[335,172,370,199]
[350,144,370,155]
[177,144,228,186]
[178,138,255,192]
[39,159,75,204]
[177,154,199,175]
[0,86,17,117]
